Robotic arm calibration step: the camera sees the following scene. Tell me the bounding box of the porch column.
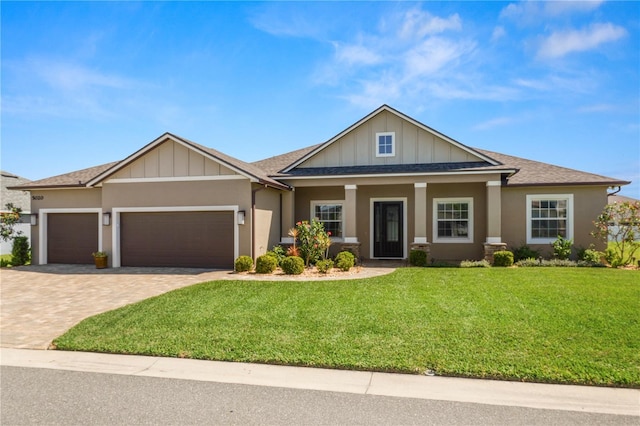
[342,184,361,259]
[344,185,358,242]
[280,190,295,244]
[413,183,428,244]
[484,180,506,262]
[410,182,430,260]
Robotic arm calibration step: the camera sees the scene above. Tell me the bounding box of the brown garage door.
[47,213,99,264]
[121,211,234,268]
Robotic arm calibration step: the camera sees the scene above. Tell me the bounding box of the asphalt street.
[2,366,637,425]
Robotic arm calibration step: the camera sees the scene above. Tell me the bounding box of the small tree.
[1,203,23,242]
[591,201,640,267]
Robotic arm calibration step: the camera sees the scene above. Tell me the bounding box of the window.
[311,202,343,238]
[526,194,573,244]
[376,132,395,157]
[433,198,473,243]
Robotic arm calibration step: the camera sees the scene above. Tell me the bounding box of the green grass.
[54,268,640,387]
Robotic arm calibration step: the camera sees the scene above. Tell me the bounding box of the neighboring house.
[1,171,31,255]
[607,194,640,242]
[12,105,630,268]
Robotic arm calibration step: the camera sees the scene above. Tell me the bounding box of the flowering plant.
[295,219,332,266]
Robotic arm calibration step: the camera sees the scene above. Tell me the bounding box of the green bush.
[515,258,578,267]
[493,250,514,267]
[512,245,540,262]
[11,236,30,266]
[515,258,541,267]
[270,245,287,266]
[335,251,355,272]
[409,250,428,267]
[234,255,253,272]
[281,256,304,275]
[577,247,602,265]
[315,259,334,274]
[0,258,10,268]
[255,254,278,274]
[552,235,573,260]
[460,259,490,268]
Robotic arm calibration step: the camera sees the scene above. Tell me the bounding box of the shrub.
[234,255,253,272]
[409,250,428,267]
[255,254,278,274]
[512,245,541,262]
[335,251,355,272]
[493,250,514,267]
[281,256,304,275]
[552,235,573,260]
[11,236,30,266]
[270,245,286,266]
[295,219,332,266]
[0,258,10,268]
[515,258,578,267]
[592,200,640,267]
[460,259,491,268]
[315,259,334,274]
[577,247,601,265]
[515,258,541,267]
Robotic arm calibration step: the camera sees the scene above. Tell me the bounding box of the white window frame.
[310,200,345,241]
[375,132,395,157]
[432,198,474,243]
[526,194,574,244]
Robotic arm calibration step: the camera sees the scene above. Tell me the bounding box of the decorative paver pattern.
[1,262,397,350]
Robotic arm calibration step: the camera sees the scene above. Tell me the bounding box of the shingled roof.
[11,162,119,190]
[475,149,629,187]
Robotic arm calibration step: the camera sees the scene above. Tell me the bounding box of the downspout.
[607,186,622,197]
[251,185,267,262]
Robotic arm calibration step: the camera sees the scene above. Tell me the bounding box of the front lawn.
[54,268,640,387]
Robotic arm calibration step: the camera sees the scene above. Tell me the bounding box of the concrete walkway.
[0,263,395,350]
[1,348,638,417]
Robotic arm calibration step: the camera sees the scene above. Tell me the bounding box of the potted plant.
[92,251,108,269]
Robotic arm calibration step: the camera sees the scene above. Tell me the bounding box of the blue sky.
[2,1,639,197]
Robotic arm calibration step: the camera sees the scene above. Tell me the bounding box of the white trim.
[432,197,474,244]
[414,182,427,188]
[485,237,502,244]
[526,194,574,244]
[310,200,345,240]
[486,181,502,187]
[111,205,239,268]
[38,208,103,265]
[282,105,500,172]
[413,237,428,244]
[280,237,295,244]
[343,237,359,243]
[370,197,408,259]
[375,132,395,157]
[105,175,248,184]
[344,184,357,190]
[281,169,517,180]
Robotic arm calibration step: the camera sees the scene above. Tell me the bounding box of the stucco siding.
[254,187,283,257]
[501,186,609,257]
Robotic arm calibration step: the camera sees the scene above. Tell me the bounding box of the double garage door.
[47,211,234,268]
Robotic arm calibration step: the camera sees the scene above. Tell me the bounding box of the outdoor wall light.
[102,212,111,226]
[237,210,246,225]
[30,214,38,226]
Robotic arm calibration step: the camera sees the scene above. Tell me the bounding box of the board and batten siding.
[299,110,480,168]
[111,140,239,179]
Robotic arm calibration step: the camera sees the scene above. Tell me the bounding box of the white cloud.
[333,43,382,66]
[501,0,604,21]
[33,60,133,91]
[492,26,506,42]
[403,38,475,78]
[538,23,627,58]
[577,103,615,113]
[399,8,461,39]
[473,116,514,130]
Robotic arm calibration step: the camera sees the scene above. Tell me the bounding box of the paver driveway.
[0,264,230,349]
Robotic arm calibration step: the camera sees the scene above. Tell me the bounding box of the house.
[13,105,630,268]
[1,171,31,255]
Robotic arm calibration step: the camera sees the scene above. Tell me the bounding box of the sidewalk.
[1,348,638,417]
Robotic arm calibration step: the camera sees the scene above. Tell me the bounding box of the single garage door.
[121,211,234,268]
[47,213,99,264]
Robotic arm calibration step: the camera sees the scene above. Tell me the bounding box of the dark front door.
[373,201,403,258]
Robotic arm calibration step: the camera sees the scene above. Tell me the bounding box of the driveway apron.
[1,264,230,349]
